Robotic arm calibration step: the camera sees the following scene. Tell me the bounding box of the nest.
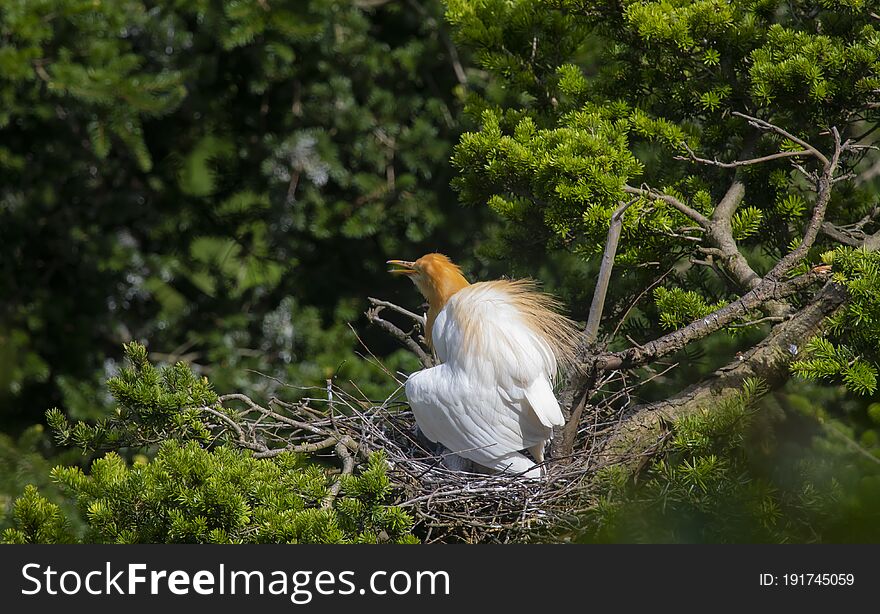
[211,365,640,543]
[355,405,603,543]
[202,298,655,543]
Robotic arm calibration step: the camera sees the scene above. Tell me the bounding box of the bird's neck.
[421,274,470,347]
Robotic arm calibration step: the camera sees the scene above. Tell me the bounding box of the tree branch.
[821,222,864,246]
[766,127,844,280]
[590,268,831,371]
[323,439,356,508]
[676,141,811,169]
[368,297,426,326]
[731,111,830,166]
[623,185,710,229]
[599,279,848,468]
[365,303,435,368]
[712,176,746,224]
[593,124,846,372]
[584,198,636,345]
[595,215,880,468]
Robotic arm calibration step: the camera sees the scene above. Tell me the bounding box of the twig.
[364,307,435,368]
[676,141,811,168]
[820,222,864,246]
[367,297,426,326]
[727,315,788,329]
[405,0,467,86]
[623,185,710,228]
[731,111,830,166]
[766,126,844,280]
[219,393,327,436]
[608,266,675,342]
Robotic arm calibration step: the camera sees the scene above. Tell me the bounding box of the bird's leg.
[529,442,547,476]
[528,443,549,477]
[528,443,546,464]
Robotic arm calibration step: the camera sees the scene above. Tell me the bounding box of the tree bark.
[596,281,847,469]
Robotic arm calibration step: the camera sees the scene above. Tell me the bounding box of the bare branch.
[623,184,711,229]
[766,127,844,280]
[591,268,832,371]
[219,393,328,436]
[600,279,849,468]
[365,305,435,368]
[368,297,426,326]
[323,439,356,508]
[731,111,830,166]
[821,222,864,247]
[676,141,811,169]
[712,177,746,224]
[584,198,637,345]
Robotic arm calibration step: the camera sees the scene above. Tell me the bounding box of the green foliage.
[2,442,415,544]
[1,485,74,545]
[3,0,880,545]
[447,0,880,321]
[0,0,478,441]
[793,248,880,395]
[448,1,880,544]
[750,22,880,119]
[0,0,486,523]
[47,342,218,451]
[580,379,880,543]
[731,206,764,241]
[0,425,83,533]
[3,345,416,544]
[792,337,877,395]
[454,106,647,258]
[654,286,727,331]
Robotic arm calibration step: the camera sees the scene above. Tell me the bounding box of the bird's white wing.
[405,365,549,470]
[433,282,564,430]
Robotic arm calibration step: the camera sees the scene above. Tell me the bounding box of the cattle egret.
[388,253,579,477]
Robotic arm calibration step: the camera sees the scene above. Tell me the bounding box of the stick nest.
[213,370,633,543]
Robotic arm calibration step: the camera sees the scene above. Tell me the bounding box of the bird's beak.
[387,260,417,276]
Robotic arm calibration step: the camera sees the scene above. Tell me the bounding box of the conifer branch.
[594,123,849,372]
[731,111,830,166]
[821,222,865,246]
[591,268,832,371]
[766,127,844,280]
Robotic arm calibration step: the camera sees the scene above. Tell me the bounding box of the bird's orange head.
[387,253,470,311]
[388,254,470,347]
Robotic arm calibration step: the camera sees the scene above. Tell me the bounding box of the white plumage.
[405,280,570,477]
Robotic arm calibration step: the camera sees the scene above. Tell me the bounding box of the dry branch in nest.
[196,330,657,543]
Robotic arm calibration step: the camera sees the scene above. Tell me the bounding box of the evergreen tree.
[3,0,880,543]
[3,343,416,544]
[0,0,484,518]
[444,0,880,539]
[0,0,478,430]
